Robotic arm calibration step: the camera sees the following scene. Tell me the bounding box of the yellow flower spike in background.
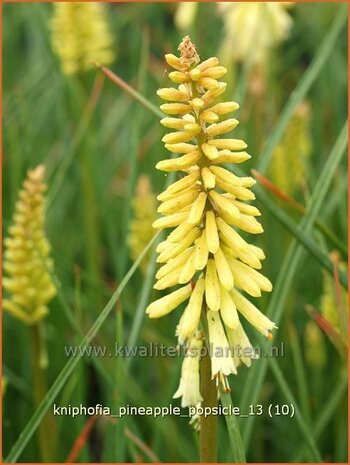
[320,253,348,342]
[3,165,57,325]
[218,2,294,66]
[128,175,157,273]
[51,2,115,75]
[269,102,312,196]
[3,165,58,461]
[174,2,198,32]
[146,36,275,407]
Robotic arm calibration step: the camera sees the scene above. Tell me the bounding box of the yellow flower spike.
[147,37,274,404]
[3,166,56,325]
[128,175,157,273]
[50,2,115,76]
[218,2,294,66]
[269,102,312,196]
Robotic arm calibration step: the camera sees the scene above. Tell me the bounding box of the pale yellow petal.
[214,247,234,290]
[205,211,220,253]
[206,119,239,137]
[165,171,200,195]
[194,230,209,270]
[209,190,240,221]
[158,189,199,214]
[160,103,192,115]
[201,167,216,189]
[220,285,239,329]
[177,278,205,342]
[146,284,191,318]
[188,192,207,225]
[205,258,221,311]
[202,143,219,160]
[178,250,197,283]
[208,138,247,151]
[231,288,276,336]
[152,212,189,229]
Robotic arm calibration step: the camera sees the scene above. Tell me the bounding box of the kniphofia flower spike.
[3,166,57,325]
[146,37,276,406]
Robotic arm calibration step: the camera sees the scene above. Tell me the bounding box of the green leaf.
[240,121,348,450]
[220,389,246,463]
[256,4,347,174]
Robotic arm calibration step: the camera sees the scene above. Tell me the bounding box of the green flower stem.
[200,343,217,463]
[30,323,56,462]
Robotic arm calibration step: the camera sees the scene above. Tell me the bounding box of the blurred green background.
[2,2,348,463]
